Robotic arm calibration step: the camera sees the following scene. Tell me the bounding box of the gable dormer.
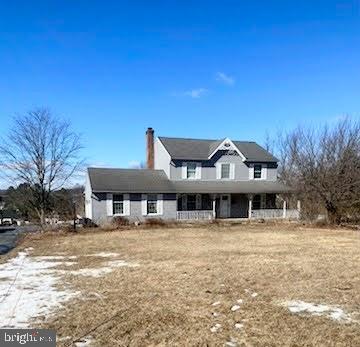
[207,138,246,161]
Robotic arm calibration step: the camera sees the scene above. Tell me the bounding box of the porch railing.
[177,210,214,220]
[251,209,300,219]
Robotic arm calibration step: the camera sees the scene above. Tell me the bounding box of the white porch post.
[212,194,216,218]
[283,199,287,218]
[248,194,253,219]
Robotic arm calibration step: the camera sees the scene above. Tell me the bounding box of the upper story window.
[221,163,230,179]
[187,162,197,179]
[182,162,201,179]
[216,162,234,179]
[113,194,124,215]
[147,194,158,214]
[254,164,262,179]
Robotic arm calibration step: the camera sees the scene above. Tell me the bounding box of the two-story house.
[85,128,297,224]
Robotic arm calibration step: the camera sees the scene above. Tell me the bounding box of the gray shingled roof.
[158,137,278,162]
[171,180,290,194]
[88,168,174,193]
[88,168,291,194]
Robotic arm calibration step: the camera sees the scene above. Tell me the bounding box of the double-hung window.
[187,195,196,211]
[113,194,124,215]
[187,162,197,179]
[221,163,230,179]
[254,164,262,179]
[147,194,158,214]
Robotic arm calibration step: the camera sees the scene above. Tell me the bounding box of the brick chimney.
[146,127,154,169]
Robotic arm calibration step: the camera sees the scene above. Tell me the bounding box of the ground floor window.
[113,194,124,215]
[187,194,196,210]
[253,195,261,210]
[201,194,212,210]
[147,194,158,214]
[266,194,276,208]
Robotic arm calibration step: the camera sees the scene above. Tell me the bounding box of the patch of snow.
[245,289,258,298]
[68,268,113,278]
[236,299,243,304]
[68,260,139,278]
[283,300,353,322]
[225,337,238,346]
[210,323,221,333]
[108,260,139,268]
[231,305,241,312]
[86,252,119,258]
[212,301,221,306]
[35,256,67,260]
[235,323,244,329]
[0,250,79,328]
[212,312,220,317]
[63,261,77,266]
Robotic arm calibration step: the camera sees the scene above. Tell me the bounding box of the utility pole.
[73,200,76,232]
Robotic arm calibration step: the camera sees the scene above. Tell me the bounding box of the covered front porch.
[176,193,300,221]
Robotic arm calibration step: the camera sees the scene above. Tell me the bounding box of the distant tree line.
[3,183,84,222]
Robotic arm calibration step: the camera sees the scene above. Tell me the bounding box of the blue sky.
[0,0,359,174]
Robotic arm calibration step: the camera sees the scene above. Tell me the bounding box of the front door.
[219,194,230,218]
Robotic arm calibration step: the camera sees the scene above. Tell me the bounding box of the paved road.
[0,227,19,255]
[0,226,38,255]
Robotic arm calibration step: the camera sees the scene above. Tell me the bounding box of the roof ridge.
[159,136,256,143]
[158,136,219,142]
[88,167,164,172]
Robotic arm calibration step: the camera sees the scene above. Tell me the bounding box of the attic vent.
[224,142,231,147]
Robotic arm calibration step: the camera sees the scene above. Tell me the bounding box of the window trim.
[142,194,163,216]
[113,194,125,216]
[182,162,201,180]
[146,194,158,215]
[186,162,197,179]
[220,163,231,179]
[216,162,235,180]
[253,164,262,179]
[106,193,130,216]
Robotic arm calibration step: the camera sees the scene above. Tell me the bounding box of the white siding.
[106,193,113,216]
[154,138,171,178]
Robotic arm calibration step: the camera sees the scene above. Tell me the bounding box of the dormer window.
[221,163,230,179]
[254,164,262,179]
[216,163,235,179]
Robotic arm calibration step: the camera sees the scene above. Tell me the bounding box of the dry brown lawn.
[13,223,360,346]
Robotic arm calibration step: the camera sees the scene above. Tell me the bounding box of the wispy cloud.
[183,88,208,98]
[128,160,142,169]
[215,72,235,86]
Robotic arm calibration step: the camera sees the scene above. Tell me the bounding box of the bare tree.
[273,118,360,224]
[0,108,83,226]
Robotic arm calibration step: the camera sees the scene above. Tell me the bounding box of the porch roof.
[171,180,292,194]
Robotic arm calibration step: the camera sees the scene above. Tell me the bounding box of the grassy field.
[6,223,360,346]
